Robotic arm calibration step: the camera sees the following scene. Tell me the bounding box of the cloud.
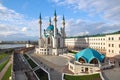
[0,1,120,41]
[51,0,120,22]
[64,18,120,36]
[0,3,39,40]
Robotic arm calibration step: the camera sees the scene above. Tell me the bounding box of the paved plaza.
[28,52,70,80]
[103,68,120,80]
[40,55,69,66]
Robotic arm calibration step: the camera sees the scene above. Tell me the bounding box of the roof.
[75,48,105,63]
[46,25,54,31]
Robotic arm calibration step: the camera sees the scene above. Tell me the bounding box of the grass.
[64,73,101,80]
[23,54,37,69]
[23,54,29,59]
[27,59,37,69]
[2,64,12,80]
[0,53,8,60]
[0,59,9,72]
[35,68,48,80]
[68,50,77,54]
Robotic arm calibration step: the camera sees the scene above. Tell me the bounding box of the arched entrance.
[85,68,88,72]
[90,58,98,64]
[78,57,86,63]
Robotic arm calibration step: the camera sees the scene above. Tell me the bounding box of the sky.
[0,0,120,41]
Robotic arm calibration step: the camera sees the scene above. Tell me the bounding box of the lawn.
[27,59,38,69]
[35,68,48,80]
[23,54,29,59]
[64,73,101,80]
[23,54,38,69]
[68,50,77,54]
[2,64,12,80]
[0,59,9,72]
[0,53,8,60]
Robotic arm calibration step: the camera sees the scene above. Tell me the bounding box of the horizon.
[0,0,120,41]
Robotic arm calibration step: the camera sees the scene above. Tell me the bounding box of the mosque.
[35,11,67,55]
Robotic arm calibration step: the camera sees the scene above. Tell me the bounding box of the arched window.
[90,58,98,64]
[58,38,60,47]
[48,38,50,44]
[78,57,86,63]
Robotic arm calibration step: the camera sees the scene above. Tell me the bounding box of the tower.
[53,10,57,48]
[49,17,51,25]
[62,15,65,47]
[39,13,42,38]
[39,13,42,47]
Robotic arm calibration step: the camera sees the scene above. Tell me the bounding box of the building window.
[112,37,114,40]
[108,37,110,40]
[48,38,50,44]
[112,44,114,47]
[109,50,110,52]
[119,37,120,40]
[109,44,110,47]
[112,50,114,53]
[119,44,120,48]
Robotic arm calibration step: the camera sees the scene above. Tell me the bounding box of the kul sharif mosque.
[35,11,67,55]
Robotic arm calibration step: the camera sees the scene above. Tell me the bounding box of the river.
[0,44,26,49]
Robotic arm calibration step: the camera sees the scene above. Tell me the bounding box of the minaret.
[39,13,42,38]
[62,15,65,47]
[53,10,57,48]
[49,17,51,25]
[54,10,57,38]
[39,13,42,47]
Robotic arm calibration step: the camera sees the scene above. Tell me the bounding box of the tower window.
[48,38,50,44]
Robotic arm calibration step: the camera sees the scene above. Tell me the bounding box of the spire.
[62,15,65,26]
[54,10,57,22]
[63,15,65,21]
[54,10,57,17]
[49,17,51,25]
[39,13,42,24]
[39,13,42,19]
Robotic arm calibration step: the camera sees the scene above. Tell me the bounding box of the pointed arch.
[48,37,50,44]
[90,58,98,64]
[78,57,86,63]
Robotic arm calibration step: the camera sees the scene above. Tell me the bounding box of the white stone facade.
[68,61,100,74]
[65,34,120,57]
[36,12,67,55]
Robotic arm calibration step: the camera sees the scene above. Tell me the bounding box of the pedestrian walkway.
[0,55,12,80]
[102,68,120,80]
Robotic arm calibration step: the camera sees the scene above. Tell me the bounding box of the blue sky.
[0,0,120,41]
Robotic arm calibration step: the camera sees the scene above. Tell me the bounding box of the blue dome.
[75,48,105,63]
[46,25,54,31]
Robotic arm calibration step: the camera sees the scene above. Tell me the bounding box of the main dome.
[75,48,105,63]
[46,25,54,31]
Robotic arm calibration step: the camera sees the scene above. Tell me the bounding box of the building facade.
[36,11,66,55]
[68,48,105,74]
[65,34,120,57]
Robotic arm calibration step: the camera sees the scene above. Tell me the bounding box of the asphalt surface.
[13,53,37,80]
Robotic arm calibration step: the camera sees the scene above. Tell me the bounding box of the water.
[0,44,25,49]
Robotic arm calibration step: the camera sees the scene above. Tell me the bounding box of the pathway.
[0,57,12,80]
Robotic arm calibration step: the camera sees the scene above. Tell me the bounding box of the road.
[13,53,37,80]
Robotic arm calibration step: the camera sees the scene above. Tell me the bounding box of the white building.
[65,34,120,57]
[68,48,105,74]
[36,11,66,55]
